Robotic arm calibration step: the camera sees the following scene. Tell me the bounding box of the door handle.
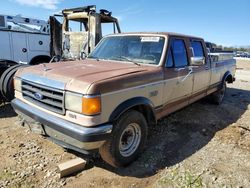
[180,67,193,83]
[175,67,186,71]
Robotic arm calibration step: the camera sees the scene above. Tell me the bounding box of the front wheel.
[99,110,148,167]
[210,81,226,105]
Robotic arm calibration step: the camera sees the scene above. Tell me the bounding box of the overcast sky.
[1,0,250,46]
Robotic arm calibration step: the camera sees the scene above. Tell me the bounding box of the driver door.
[161,38,194,116]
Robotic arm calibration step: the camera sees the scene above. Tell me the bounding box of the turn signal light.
[82,96,101,115]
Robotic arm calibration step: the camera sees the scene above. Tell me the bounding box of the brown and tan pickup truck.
[12,32,236,167]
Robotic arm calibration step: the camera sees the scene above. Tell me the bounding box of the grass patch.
[0,170,14,181]
[158,169,204,188]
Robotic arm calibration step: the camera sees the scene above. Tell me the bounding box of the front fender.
[109,97,155,122]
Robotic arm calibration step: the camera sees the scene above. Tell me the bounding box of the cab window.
[165,39,188,68]
[191,41,205,57]
[166,49,174,67]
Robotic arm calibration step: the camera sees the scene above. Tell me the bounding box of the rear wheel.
[99,110,148,167]
[210,81,226,105]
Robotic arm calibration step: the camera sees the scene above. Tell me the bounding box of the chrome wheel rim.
[119,123,141,157]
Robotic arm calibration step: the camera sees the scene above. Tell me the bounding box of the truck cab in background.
[205,41,235,62]
[50,5,121,61]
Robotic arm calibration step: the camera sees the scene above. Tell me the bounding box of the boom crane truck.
[0,14,51,102]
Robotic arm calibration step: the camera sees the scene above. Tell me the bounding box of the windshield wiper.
[88,56,98,60]
[87,56,105,61]
[110,56,141,66]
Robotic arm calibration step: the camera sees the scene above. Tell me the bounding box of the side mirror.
[190,57,205,66]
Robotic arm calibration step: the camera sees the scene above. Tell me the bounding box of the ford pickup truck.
[12,32,236,167]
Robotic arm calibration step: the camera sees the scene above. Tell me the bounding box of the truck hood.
[16,60,148,94]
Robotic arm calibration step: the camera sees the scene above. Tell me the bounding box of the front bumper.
[12,99,113,154]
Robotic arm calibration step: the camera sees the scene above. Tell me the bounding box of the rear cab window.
[165,39,188,68]
[191,41,204,57]
[190,40,206,65]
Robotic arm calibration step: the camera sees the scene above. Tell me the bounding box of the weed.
[159,169,204,188]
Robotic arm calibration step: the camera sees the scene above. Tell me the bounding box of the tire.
[99,110,148,167]
[0,64,8,76]
[0,64,9,100]
[210,81,226,105]
[0,65,22,98]
[0,65,29,101]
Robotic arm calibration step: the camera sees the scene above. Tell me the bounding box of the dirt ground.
[0,58,250,188]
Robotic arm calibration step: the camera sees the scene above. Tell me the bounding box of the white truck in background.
[0,14,51,102]
[0,14,51,66]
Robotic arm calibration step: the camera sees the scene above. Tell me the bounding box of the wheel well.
[109,97,157,126]
[29,56,51,65]
[222,71,234,85]
[130,105,157,126]
[225,74,233,83]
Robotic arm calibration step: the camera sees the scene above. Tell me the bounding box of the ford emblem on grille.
[34,92,43,100]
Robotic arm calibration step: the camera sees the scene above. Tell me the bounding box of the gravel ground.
[0,59,249,188]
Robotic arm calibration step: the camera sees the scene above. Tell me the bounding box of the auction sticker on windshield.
[141,36,160,42]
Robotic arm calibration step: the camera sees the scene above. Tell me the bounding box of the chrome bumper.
[12,99,113,153]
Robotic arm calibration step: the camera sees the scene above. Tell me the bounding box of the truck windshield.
[88,35,165,65]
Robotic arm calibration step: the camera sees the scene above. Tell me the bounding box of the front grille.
[21,80,65,114]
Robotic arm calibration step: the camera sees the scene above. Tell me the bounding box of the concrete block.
[58,158,87,178]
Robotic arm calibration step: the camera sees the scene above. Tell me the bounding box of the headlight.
[65,92,83,113]
[65,92,101,115]
[14,78,22,92]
